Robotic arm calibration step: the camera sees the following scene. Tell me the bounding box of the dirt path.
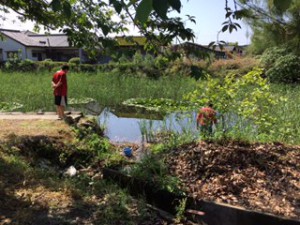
[0,112,82,140]
[0,112,82,120]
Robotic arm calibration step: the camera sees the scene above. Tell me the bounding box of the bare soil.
[0,119,73,140]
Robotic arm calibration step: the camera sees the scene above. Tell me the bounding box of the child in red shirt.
[52,64,69,120]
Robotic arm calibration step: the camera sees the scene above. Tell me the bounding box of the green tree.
[237,0,300,54]
[0,0,195,53]
[185,68,281,137]
[0,0,294,53]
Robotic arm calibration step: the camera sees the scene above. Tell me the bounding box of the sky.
[1,0,251,46]
[171,0,251,45]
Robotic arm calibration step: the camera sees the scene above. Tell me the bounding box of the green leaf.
[168,0,181,12]
[208,41,215,48]
[135,0,153,24]
[50,0,61,11]
[111,0,123,14]
[222,25,228,32]
[153,0,168,19]
[63,2,72,18]
[225,11,232,18]
[102,25,110,36]
[273,0,292,12]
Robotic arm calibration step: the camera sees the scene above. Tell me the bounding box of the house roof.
[0,29,71,48]
[173,42,226,55]
[0,29,149,48]
[115,36,147,46]
[209,44,248,52]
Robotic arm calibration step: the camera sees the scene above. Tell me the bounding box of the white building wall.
[0,36,27,61]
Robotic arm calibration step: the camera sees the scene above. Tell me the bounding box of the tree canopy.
[0,0,296,53]
[237,0,300,54]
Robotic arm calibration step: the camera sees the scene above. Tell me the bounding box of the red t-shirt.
[52,70,68,96]
[197,107,217,126]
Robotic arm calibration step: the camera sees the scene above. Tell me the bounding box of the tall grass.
[267,84,300,144]
[0,71,196,111]
[211,84,300,144]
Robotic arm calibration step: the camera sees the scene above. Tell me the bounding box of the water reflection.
[98,107,198,143]
[71,101,249,143]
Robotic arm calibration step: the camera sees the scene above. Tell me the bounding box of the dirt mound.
[165,141,300,219]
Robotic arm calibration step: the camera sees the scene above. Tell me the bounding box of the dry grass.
[207,57,259,76]
[0,120,74,141]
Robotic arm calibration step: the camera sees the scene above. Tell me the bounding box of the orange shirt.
[197,107,217,126]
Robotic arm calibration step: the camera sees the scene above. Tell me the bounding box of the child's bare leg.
[57,106,64,119]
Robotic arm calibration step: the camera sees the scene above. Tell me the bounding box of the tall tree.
[236,0,300,54]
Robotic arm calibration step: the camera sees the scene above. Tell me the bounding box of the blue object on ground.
[124,147,132,157]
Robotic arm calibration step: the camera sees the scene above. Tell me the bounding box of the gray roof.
[0,29,72,48]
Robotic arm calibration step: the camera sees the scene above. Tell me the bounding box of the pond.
[70,100,243,144]
[98,107,199,143]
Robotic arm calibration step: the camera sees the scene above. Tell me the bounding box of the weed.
[175,198,187,223]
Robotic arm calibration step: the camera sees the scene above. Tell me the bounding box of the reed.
[0,71,196,111]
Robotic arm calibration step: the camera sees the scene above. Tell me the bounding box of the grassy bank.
[0,122,171,225]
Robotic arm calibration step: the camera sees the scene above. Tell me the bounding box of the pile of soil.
[165,141,300,220]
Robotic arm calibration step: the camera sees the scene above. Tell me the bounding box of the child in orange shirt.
[197,103,217,136]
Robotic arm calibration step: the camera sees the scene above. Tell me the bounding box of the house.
[210,44,248,58]
[0,29,86,62]
[172,42,226,59]
[0,29,150,63]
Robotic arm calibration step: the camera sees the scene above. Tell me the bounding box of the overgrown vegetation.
[260,46,300,83]
[0,144,166,225]
[0,68,196,112]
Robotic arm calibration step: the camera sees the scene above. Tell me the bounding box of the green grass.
[0,71,196,111]
[267,84,300,144]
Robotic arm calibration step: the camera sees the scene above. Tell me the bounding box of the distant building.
[0,29,149,63]
[209,44,248,58]
[0,29,86,62]
[172,42,226,59]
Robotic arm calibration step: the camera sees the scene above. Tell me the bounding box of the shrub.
[18,59,37,72]
[154,55,169,69]
[165,60,208,80]
[4,52,21,71]
[80,64,97,72]
[69,57,81,65]
[143,54,155,66]
[260,46,289,70]
[266,54,300,83]
[208,57,259,77]
[37,61,65,72]
[133,51,143,64]
[118,54,130,63]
